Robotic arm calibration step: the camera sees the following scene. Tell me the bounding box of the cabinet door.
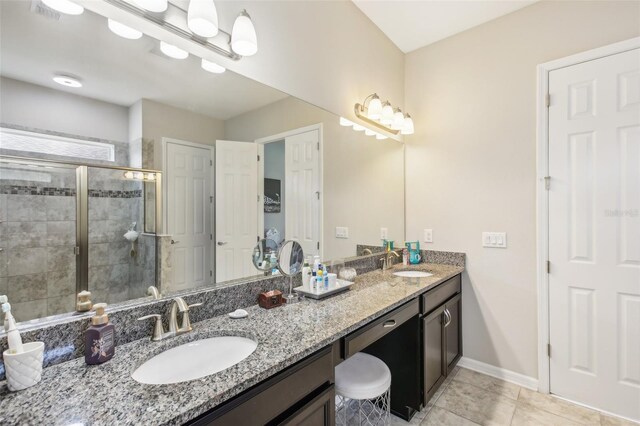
[445,293,462,372]
[280,385,335,426]
[423,304,446,404]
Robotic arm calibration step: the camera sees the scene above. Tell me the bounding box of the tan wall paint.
[404,0,640,378]
[224,97,405,260]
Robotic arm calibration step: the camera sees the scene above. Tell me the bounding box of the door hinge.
[547,343,551,358]
[257,194,260,202]
[316,191,320,200]
[210,195,213,203]
[210,159,213,166]
[544,176,551,190]
[210,270,213,277]
[257,235,260,243]
[257,154,260,161]
[317,241,320,250]
[74,246,80,255]
[545,94,551,108]
[546,260,551,274]
[210,234,213,241]
[317,142,320,151]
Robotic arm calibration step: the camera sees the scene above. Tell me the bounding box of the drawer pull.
[383,320,396,328]
[444,309,452,327]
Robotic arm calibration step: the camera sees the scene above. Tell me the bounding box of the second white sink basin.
[132,336,257,385]
[393,270,433,278]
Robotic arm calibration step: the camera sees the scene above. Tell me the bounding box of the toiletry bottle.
[85,303,115,365]
[302,258,311,289]
[2,302,24,354]
[311,270,317,291]
[403,248,409,266]
[323,265,329,290]
[270,252,278,274]
[317,269,323,291]
[76,290,92,312]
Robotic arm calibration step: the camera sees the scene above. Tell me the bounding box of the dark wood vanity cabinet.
[421,275,462,405]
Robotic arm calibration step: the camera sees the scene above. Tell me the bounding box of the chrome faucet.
[138,297,202,341]
[380,250,400,271]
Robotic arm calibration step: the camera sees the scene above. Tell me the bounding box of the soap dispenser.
[85,303,115,365]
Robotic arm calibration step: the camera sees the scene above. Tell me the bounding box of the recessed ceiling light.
[160,41,188,59]
[201,58,225,74]
[108,19,143,40]
[52,74,82,88]
[41,0,84,15]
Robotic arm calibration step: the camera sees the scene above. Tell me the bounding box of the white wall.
[0,77,129,142]
[263,141,286,238]
[404,0,640,379]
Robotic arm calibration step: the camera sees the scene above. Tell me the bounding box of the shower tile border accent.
[0,185,142,198]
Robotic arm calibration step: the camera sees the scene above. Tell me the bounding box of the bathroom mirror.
[0,0,404,324]
[252,239,279,272]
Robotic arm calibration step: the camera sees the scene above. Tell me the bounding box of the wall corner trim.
[457,357,539,391]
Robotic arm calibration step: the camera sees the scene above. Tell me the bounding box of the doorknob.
[217,241,228,246]
[171,240,179,245]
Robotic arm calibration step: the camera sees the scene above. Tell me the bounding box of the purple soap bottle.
[85,303,115,365]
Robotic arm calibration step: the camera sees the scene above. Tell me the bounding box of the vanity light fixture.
[376,134,388,140]
[201,58,226,74]
[365,128,376,136]
[339,117,354,126]
[231,10,258,56]
[132,0,167,13]
[338,117,392,141]
[123,171,156,181]
[354,93,415,135]
[108,19,143,40]
[52,74,82,88]
[42,0,84,15]
[352,124,365,131]
[160,41,189,59]
[188,0,219,38]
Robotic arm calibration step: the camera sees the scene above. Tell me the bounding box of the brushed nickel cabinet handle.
[444,309,452,327]
[383,320,396,328]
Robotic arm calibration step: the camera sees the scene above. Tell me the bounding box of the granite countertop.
[0,262,463,426]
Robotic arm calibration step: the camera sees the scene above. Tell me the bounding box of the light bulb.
[376,134,388,140]
[160,41,188,59]
[231,10,258,56]
[353,124,365,131]
[392,109,405,130]
[146,173,156,181]
[108,19,143,40]
[188,0,219,38]
[201,59,226,74]
[123,171,134,179]
[132,0,167,13]
[42,0,83,15]
[401,115,415,135]
[367,95,383,120]
[380,103,394,125]
[339,117,354,126]
[365,129,376,136]
[52,74,82,88]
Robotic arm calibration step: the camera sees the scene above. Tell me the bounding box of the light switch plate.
[424,229,433,243]
[483,232,507,248]
[335,227,349,239]
[380,227,388,239]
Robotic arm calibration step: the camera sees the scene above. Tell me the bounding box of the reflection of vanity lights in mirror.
[108,19,143,40]
[123,171,157,181]
[52,74,82,88]
[160,41,189,60]
[339,117,388,140]
[201,58,226,74]
[354,93,415,135]
[42,0,84,15]
[131,0,168,13]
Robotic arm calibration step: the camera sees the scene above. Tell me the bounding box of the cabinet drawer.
[191,347,333,426]
[344,299,419,358]
[421,275,461,315]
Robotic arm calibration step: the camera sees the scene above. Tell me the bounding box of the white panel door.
[285,130,320,257]
[549,48,640,421]
[215,140,258,283]
[165,141,212,292]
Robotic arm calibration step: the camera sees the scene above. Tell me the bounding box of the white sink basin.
[132,336,257,385]
[393,270,433,278]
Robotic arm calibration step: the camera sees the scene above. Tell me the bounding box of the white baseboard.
[457,357,538,390]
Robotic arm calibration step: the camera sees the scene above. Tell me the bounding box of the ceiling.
[352,0,537,53]
[0,1,288,120]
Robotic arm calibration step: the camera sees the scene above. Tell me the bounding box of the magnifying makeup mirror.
[277,240,304,303]
[252,238,280,272]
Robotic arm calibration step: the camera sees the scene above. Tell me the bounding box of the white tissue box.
[3,341,45,391]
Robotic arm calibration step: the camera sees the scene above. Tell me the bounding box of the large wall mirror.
[0,0,405,324]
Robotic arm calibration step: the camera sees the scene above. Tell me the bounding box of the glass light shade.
[367,96,383,120]
[132,0,167,12]
[392,110,405,130]
[53,74,82,88]
[42,0,84,15]
[380,103,394,125]
[108,19,143,40]
[376,134,388,140]
[188,0,219,38]
[352,124,365,131]
[365,129,376,136]
[339,117,354,126]
[401,116,415,135]
[231,10,258,56]
[201,58,226,74]
[160,41,189,59]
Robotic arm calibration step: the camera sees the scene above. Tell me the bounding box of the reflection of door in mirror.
[215,140,259,283]
[164,139,213,292]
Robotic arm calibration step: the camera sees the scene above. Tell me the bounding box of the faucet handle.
[180,303,203,333]
[138,314,164,341]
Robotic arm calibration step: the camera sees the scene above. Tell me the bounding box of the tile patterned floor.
[390,367,638,426]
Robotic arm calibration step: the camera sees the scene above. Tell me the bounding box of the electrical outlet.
[380,227,388,239]
[335,227,349,239]
[482,232,507,248]
[424,229,433,243]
